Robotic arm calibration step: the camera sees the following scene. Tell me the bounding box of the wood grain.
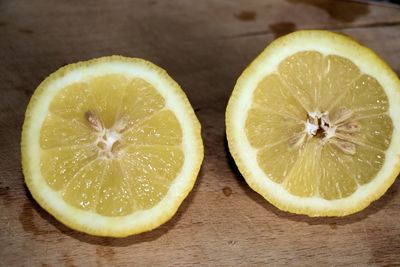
[1,0,400,266]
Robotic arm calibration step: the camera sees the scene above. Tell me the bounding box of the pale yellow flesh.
[245,51,392,200]
[40,74,184,216]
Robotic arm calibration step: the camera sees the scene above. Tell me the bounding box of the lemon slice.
[21,56,203,236]
[226,30,400,216]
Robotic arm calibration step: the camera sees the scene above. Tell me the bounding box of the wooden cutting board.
[1,0,400,266]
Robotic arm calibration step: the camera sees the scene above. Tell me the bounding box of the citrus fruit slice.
[21,56,203,236]
[226,30,400,216]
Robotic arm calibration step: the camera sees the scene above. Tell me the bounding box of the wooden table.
[1,0,400,266]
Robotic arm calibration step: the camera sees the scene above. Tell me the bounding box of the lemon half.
[22,56,203,236]
[226,30,400,216]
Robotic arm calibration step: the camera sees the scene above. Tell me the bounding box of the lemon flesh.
[247,51,392,200]
[226,31,400,216]
[22,56,203,236]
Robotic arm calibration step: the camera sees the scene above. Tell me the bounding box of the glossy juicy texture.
[245,51,392,200]
[40,74,184,216]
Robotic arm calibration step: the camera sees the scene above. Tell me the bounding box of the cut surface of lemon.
[226,31,400,216]
[22,56,203,236]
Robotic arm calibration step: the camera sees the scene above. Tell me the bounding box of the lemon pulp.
[40,74,184,216]
[245,51,392,200]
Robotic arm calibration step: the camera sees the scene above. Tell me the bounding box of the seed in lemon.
[21,56,203,236]
[226,30,400,216]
